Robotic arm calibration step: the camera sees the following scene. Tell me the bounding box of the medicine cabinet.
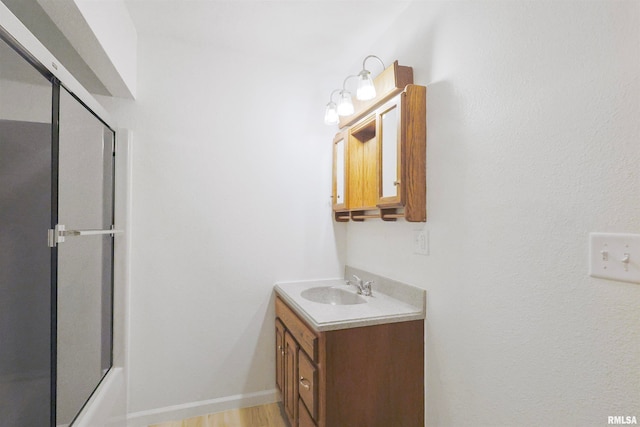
[332,61,426,222]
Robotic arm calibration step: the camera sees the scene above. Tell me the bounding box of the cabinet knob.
[299,377,311,390]
[393,180,401,186]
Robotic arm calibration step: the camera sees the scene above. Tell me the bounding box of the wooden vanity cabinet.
[275,296,424,427]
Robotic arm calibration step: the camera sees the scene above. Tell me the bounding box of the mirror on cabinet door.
[333,133,347,210]
[379,105,400,201]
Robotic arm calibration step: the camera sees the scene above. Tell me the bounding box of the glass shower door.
[0,35,53,427]
[52,87,116,426]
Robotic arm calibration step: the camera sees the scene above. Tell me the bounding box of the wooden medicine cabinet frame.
[331,60,426,223]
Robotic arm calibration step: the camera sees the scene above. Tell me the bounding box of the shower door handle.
[48,224,123,247]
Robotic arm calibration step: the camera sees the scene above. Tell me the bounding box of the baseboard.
[126,389,280,427]
[72,367,127,427]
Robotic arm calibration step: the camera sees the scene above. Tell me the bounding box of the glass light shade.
[337,91,354,116]
[324,102,339,125]
[356,70,376,100]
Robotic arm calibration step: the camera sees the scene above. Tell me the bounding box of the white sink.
[300,286,367,306]
[275,279,426,331]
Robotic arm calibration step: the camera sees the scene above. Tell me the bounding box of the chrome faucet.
[346,275,373,296]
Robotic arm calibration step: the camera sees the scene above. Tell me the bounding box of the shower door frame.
[50,80,118,426]
[0,7,122,426]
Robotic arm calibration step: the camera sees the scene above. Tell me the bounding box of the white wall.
[345,1,640,426]
[96,1,640,426]
[99,34,345,422]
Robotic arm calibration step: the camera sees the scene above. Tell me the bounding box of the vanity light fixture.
[357,55,385,101]
[337,75,357,117]
[324,89,340,125]
[324,55,386,125]
[336,91,354,116]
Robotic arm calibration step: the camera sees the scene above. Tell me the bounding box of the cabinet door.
[398,85,427,222]
[378,101,402,206]
[275,320,284,394]
[332,132,347,211]
[284,331,299,425]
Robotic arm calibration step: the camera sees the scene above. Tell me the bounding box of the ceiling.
[1,0,413,95]
[123,1,412,72]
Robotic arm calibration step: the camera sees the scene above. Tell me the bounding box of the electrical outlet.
[589,233,640,284]
[414,229,429,256]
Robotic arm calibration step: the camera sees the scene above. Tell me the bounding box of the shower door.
[1,16,117,427]
[0,33,53,427]
[50,87,116,426]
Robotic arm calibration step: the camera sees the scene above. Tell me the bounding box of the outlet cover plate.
[589,233,640,284]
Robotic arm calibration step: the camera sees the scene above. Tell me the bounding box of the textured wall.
[96,1,640,425]
[100,35,344,417]
[345,1,640,426]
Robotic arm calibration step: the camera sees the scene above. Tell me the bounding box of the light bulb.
[337,91,354,116]
[356,70,376,100]
[324,102,339,125]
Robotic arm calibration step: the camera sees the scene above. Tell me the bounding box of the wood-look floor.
[150,403,288,427]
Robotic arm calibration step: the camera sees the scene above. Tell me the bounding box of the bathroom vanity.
[274,271,426,427]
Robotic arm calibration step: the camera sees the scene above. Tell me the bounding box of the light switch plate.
[414,229,429,256]
[589,233,640,284]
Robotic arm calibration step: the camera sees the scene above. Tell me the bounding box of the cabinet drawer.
[298,349,317,421]
[276,297,318,361]
[298,399,317,427]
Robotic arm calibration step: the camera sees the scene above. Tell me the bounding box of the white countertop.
[274,278,425,332]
